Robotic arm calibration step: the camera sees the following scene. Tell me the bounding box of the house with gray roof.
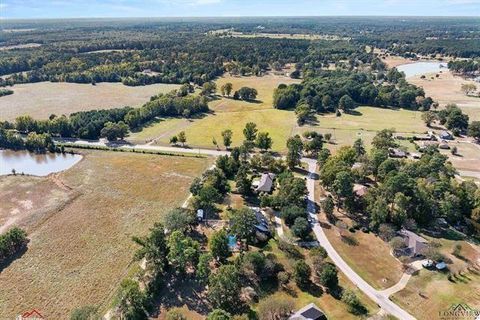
[290,303,327,320]
[256,173,276,193]
[398,229,428,257]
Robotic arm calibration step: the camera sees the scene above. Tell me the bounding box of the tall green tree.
[243,122,258,141]
[338,94,355,112]
[230,207,257,243]
[221,129,233,149]
[208,265,243,313]
[235,166,252,196]
[255,132,273,151]
[132,223,168,275]
[286,135,303,169]
[210,229,230,263]
[177,131,187,146]
[167,231,200,274]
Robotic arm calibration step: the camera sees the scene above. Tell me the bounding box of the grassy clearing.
[294,106,427,151]
[165,108,296,152]
[129,76,428,153]
[319,211,404,290]
[0,150,211,319]
[392,265,480,319]
[0,82,180,120]
[129,74,300,151]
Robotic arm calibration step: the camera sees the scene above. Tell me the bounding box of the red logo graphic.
[16,309,44,320]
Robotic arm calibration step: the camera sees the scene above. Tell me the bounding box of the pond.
[396,61,448,78]
[0,150,82,176]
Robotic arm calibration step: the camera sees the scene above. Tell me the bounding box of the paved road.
[304,159,416,320]
[61,138,416,319]
[55,138,230,156]
[458,170,480,180]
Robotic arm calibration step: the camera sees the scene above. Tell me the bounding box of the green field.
[296,106,427,151]
[128,74,300,151]
[129,74,428,153]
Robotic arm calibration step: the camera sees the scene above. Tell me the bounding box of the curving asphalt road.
[304,159,416,320]
[59,138,416,319]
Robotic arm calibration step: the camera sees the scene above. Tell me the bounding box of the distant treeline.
[5,17,472,87]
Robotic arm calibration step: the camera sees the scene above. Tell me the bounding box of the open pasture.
[0,150,210,319]
[0,82,180,120]
[409,70,480,121]
[129,74,300,151]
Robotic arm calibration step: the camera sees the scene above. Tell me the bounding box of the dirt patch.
[0,175,72,234]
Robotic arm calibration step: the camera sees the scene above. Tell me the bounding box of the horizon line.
[1,15,480,21]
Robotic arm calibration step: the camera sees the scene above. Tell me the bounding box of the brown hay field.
[408,70,480,121]
[0,82,180,120]
[0,150,211,319]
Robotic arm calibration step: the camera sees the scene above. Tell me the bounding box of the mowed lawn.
[295,106,428,151]
[0,150,211,319]
[129,74,300,152]
[392,236,480,319]
[0,82,180,120]
[441,142,480,172]
[318,207,404,290]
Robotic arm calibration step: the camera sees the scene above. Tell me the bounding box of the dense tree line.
[448,59,480,75]
[273,69,433,117]
[2,17,478,89]
[0,126,56,153]
[1,91,208,144]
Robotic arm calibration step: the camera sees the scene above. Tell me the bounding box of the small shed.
[389,148,407,158]
[196,209,205,221]
[439,131,453,140]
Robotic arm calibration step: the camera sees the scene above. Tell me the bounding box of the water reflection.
[0,150,82,176]
[396,61,448,78]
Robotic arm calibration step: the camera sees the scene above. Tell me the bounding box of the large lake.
[0,150,82,176]
[396,61,448,78]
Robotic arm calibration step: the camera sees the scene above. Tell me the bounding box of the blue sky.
[1,0,480,19]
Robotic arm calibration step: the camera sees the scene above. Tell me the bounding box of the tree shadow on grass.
[341,235,359,246]
[151,274,210,317]
[0,245,28,273]
[345,109,363,116]
[292,167,309,176]
[441,228,466,241]
[306,282,323,297]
